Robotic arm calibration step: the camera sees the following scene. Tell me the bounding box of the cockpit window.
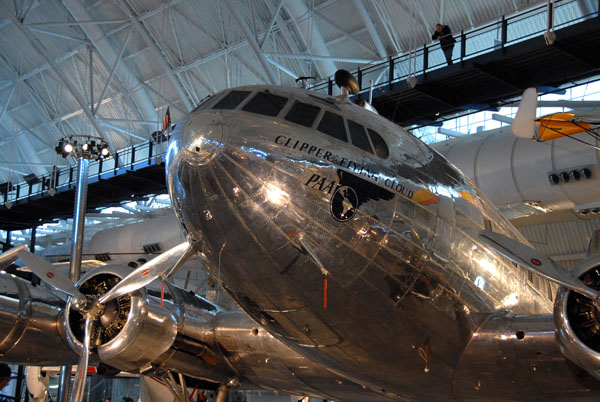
[285,101,321,127]
[242,91,288,117]
[192,94,220,112]
[347,120,373,154]
[308,94,340,111]
[212,90,251,110]
[317,111,347,142]
[368,129,389,159]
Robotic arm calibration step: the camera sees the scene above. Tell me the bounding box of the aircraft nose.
[179,112,226,165]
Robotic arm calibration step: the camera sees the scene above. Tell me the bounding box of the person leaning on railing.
[432,23,456,65]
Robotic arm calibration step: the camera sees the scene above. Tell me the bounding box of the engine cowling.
[0,272,78,365]
[64,265,233,382]
[554,254,600,380]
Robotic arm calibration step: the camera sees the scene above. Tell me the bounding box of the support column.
[69,157,89,282]
[215,384,228,402]
[2,231,10,253]
[14,365,24,402]
[29,227,36,254]
[57,367,71,402]
[58,157,89,402]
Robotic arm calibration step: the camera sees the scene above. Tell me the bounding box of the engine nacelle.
[554,254,600,380]
[64,265,233,382]
[0,272,78,365]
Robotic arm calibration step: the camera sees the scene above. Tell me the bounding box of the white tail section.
[512,87,538,139]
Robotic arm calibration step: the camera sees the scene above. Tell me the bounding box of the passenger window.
[347,120,373,154]
[317,111,347,142]
[368,129,389,159]
[242,91,288,117]
[285,101,321,127]
[212,90,251,110]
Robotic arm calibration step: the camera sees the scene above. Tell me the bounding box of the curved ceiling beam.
[0,57,62,144]
[351,0,387,58]
[364,1,399,55]
[60,0,156,126]
[0,3,116,152]
[283,0,337,79]
[223,0,279,85]
[115,0,194,112]
[0,108,50,177]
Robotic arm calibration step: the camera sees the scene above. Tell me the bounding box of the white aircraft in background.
[432,87,600,220]
[2,72,600,401]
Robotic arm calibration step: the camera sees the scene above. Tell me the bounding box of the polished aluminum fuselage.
[167,86,556,400]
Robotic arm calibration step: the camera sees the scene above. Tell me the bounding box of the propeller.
[71,316,93,402]
[587,228,600,257]
[17,249,88,310]
[0,244,27,270]
[99,241,196,304]
[479,230,600,302]
[4,240,198,402]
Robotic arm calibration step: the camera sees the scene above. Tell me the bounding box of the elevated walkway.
[1,0,598,231]
[312,0,600,126]
[0,142,167,231]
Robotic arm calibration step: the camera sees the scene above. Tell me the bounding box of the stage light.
[56,135,110,160]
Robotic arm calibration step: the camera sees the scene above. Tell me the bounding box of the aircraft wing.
[0,265,401,401]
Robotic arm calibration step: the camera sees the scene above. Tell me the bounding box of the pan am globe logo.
[331,186,358,222]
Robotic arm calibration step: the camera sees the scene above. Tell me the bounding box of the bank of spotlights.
[55,136,110,160]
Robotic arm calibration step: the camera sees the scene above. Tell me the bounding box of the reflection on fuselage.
[167,86,554,399]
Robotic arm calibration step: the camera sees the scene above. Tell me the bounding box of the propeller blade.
[587,228,600,257]
[479,230,600,300]
[0,244,27,270]
[99,242,195,304]
[70,316,92,402]
[17,249,87,305]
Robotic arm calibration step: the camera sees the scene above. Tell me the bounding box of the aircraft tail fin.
[512,87,539,139]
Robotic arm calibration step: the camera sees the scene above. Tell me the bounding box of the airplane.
[431,88,600,220]
[3,71,600,401]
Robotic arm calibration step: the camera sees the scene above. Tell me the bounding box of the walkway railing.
[1,138,169,206]
[310,0,599,96]
[3,0,599,207]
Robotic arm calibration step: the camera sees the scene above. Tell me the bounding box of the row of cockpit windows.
[212,90,389,159]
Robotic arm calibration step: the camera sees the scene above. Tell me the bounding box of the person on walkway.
[432,23,456,65]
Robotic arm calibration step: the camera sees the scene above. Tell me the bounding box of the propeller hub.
[70,295,88,312]
[68,273,131,348]
[86,298,105,320]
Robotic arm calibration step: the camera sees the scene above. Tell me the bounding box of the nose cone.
[179,113,226,166]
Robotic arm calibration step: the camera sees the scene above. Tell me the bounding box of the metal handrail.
[310,0,598,95]
[3,0,598,205]
[1,139,169,205]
